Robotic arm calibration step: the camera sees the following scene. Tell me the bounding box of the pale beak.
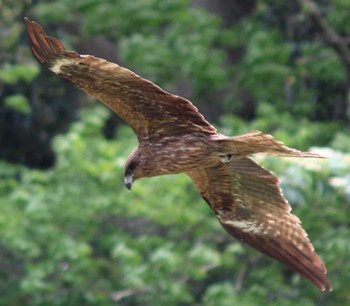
[124,175,133,190]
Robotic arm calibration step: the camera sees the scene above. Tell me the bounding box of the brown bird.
[24,18,332,291]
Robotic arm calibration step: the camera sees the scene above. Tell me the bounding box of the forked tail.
[213,130,323,158]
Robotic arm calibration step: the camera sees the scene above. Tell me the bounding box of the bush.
[0,106,349,305]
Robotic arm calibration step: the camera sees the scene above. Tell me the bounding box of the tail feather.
[213,131,323,158]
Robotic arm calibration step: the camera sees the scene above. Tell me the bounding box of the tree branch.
[294,0,350,119]
[294,0,350,69]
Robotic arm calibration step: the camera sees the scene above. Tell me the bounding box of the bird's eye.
[219,154,233,163]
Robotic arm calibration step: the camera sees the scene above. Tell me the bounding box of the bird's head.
[124,147,141,190]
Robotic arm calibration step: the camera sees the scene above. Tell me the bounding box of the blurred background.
[1,0,350,305]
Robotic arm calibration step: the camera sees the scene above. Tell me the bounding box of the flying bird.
[24,18,332,291]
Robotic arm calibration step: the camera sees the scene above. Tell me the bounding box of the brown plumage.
[24,18,332,291]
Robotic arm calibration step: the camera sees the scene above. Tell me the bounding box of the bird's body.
[137,133,217,177]
[24,18,332,291]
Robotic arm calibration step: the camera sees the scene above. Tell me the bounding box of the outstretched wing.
[24,18,216,140]
[187,157,332,291]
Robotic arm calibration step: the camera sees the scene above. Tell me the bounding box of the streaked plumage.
[24,18,332,291]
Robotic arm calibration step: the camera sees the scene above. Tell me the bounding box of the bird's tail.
[212,130,323,158]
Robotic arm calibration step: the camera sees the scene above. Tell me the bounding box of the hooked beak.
[124,174,133,190]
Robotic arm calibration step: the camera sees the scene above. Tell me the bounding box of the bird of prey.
[25,18,332,291]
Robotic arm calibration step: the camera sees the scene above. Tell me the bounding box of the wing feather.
[187,157,332,291]
[24,18,216,140]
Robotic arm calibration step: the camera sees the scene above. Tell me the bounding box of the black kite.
[24,18,332,291]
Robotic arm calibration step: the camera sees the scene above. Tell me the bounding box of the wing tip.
[24,17,73,72]
[316,280,332,292]
[282,243,333,292]
[310,269,332,292]
[317,268,333,292]
[222,219,332,291]
[24,17,48,66]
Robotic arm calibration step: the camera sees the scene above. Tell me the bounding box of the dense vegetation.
[1,0,349,305]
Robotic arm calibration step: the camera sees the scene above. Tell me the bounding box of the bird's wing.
[187,157,332,291]
[24,18,216,140]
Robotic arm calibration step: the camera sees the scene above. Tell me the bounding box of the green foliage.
[299,44,344,82]
[221,103,341,150]
[4,94,31,114]
[327,0,350,32]
[228,1,349,120]
[202,282,240,306]
[1,0,350,305]
[33,0,232,103]
[0,63,39,84]
[0,106,349,305]
[331,131,350,153]
[236,28,292,97]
